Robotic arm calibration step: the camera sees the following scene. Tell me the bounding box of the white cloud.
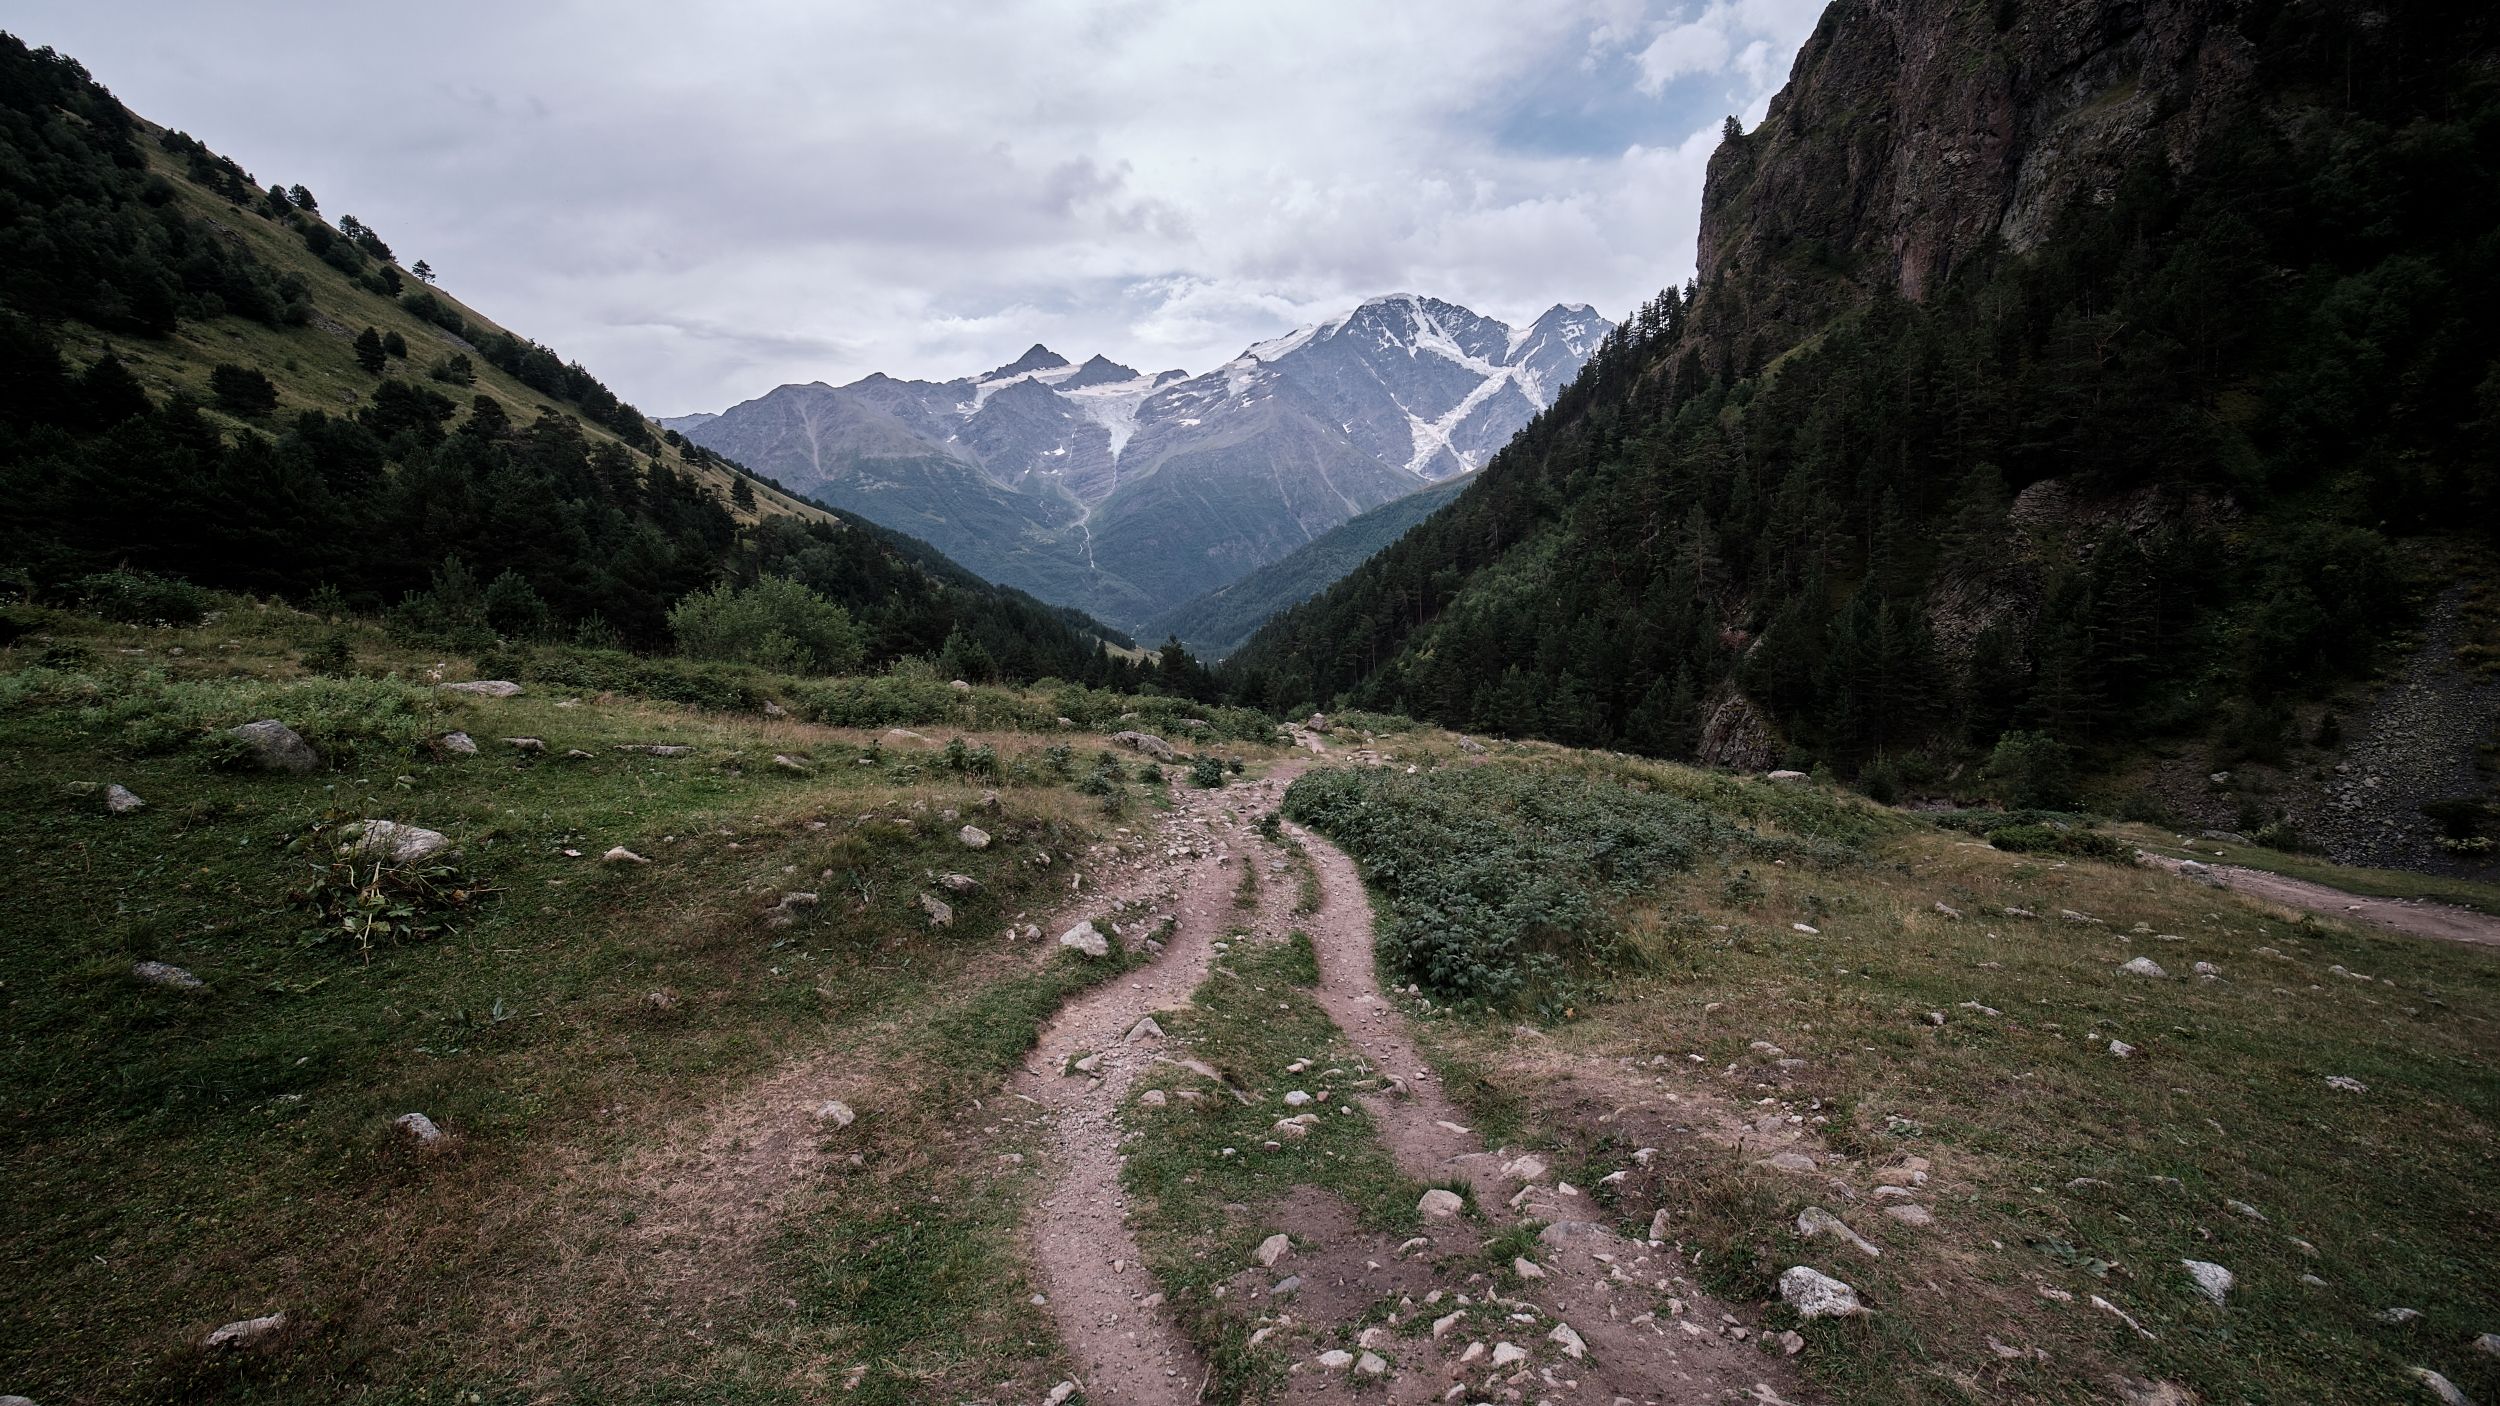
[9,0,1828,411]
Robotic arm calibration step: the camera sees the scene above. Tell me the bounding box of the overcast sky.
[15,1,1826,413]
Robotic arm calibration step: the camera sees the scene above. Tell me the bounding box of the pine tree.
[353,327,386,374]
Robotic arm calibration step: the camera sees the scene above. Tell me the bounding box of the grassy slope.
[88,122,827,530]
[1291,739,2500,1406]
[0,603,1264,1404]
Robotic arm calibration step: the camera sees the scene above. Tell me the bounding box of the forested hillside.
[0,34,1151,687]
[1227,0,2500,795]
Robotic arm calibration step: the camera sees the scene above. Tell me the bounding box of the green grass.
[1365,755,2500,1405]
[1120,932,1429,1403]
[0,601,1276,1404]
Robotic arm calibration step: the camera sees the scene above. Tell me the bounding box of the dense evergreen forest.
[1226,2,2500,786]
[0,35,1161,690]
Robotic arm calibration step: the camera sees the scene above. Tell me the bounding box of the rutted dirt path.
[2138,852,2500,948]
[1277,817,1810,1404]
[1012,770,1300,1404]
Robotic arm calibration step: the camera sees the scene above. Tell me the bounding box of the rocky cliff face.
[1696,0,2256,358]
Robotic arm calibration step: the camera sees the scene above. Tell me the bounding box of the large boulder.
[227,719,318,773]
[339,820,454,865]
[1110,730,1177,762]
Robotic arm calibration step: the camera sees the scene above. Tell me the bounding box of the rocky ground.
[2303,590,2500,872]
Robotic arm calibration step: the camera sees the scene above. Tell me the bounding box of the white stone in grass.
[394,1111,445,1144]
[438,680,522,698]
[1513,1257,1546,1280]
[1433,1311,1465,1338]
[104,783,145,813]
[2119,957,2169,978]
[2182,1260,2233,1305]
[1649,1208,1672,1241]
[1547,1323,1586,1358]
[1792,922,1820,935]
[918,893,953,928]
[1355,1351,1387,1377]
[340,819,453,865]
[1315,1349,1353,1370]
[1043,1382,1077,1406]
[815,1099,856,1127]
[1883,1203,1935,1226]
[958,825,991,850]
[202,1311,286,1348]
[2326,1075,2368,1093]
[1058,921,1108,958]
[133,960,204,990]
[1255,1233,1291,1268]
[1283,1090,1313,1107]
[2377,1307,2424,1326]
[2414,1368,2471,1406]
[1778,1266,1863,1319]
[1417,1188,1464,1221]
[1137,1089,1167,1109]
[438,731,478,755]
[2109,1040,2137,1058]
[602,847,648,864]
[1489,1342,1528,1367]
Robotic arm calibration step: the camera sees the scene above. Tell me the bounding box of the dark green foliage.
[380,328,406,359]
[1982,823,2130,863]
[208,362,277,417]
[352,326,385,374]
[1227,9,2498,780]
[1282,764,1729,1010]
[75,569,205,625]
[1985,730,2076,809]
[297,629,353,678]
[1188,755,1225,789]
[426,351,474,386]
[285,813,488,960]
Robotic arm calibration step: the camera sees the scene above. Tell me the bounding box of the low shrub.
[75,672,444,763]
[76,570,208,626]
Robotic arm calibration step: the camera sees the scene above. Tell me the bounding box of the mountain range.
[668,295,1607,630]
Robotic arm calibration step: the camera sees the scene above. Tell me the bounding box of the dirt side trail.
[1012,769,1301,1404]
[1278,817,1809,1405]
[2137,852,2500,948]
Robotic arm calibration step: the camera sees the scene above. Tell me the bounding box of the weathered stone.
[2119,957,2169,978]
[918,893,953,927]
[1058,921,1108,958]
[504,736,545,753]
[2182,1260,2233,1305]
[1109,730,1177,762]
[815,1099,856,1127]
[1779,1265,1864,1318]
[1126,1016,1163,1042]
[881,728,934,748]
[133,960,203,990]
[615,744,691,756]
[340,819,453,865]
[1883,1202,1935,1226]
[2413,1368,2470,1406]
[1766,769,1809,782]
[937,873,981,893]
[438,730,478,755]
[228,719,318,773]
[1355,1351,1388,1377]
[438,680,522,698]
[104,783,145,814]
[395,1111,445,1144]
[2326,1075,2368,1093]
[1314,1349,1353,1370]
[958,825,992,850]
[1798,1206,1881,1256]
[1417,1188,1465,1221]
[203,1311,286,1348]
[1255,1233,1291,1267]
[1547,1322,1586,1358]
[602,846,648,864]
[1763,1151,1819,1174]
[2377,1307,2424,1326]
[1489,1342,1528,1367]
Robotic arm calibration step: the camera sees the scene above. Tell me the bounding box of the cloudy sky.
[16,1,1827,414]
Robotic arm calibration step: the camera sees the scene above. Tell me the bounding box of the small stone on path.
[1417,1188,1464,1221]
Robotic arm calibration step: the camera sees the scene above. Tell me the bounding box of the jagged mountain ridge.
[676,295,1608,629]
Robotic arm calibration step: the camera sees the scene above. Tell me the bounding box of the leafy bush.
[1284,763,1745,1011]
[76,570,207,625]
[1189,755,1226,788]
[287,813,490,959]
[1983,822,2132,862]
[299,630,354,678]
[76,672,445,762]
[1985,730,2076,809]
[668,576,864,675]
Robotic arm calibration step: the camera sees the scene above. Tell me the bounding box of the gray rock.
[438,680,523,698]
[816,1099,856,1127]
[227,719,318,773]
[202,1311,286,1348]
[1798,1206,1881,1256]
[1356,1350,1389,1377]
[602,846,649,865]
[2413,1368,2470,1406]
[1546,1322,1586,1358]
[1270,1274,1300,1296]
[918,893,954,927]
[773,754,809,772]
[1314,1348,1352,1370]
[104,783,145,814]
[1762,1151,1819,1174]
[1883,1202,1935,1226]
[958,825,991,850]
[937,873,981,893]
[1109,730,1177,762]
[503,736,545,753]
[395,1112,445,1144]
[1766,769,1809,782]
[340,820,453,865]
[2182,1259,2233,1305]
[1417,1188,1465,1221]
[438,731,479,755]
[881,728,934,748]
[132,960,203,990]
[1778,1266,1863,1318]
[1255,1233,1291,1267]
[2476,1332,2500,1358]
[615,744,691,756]
[2119,957,2169,978]
[1126,1016,1163,1042]
[1058,921,1108,958]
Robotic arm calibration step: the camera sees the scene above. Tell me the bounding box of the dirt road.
[2138,852,2500,948]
